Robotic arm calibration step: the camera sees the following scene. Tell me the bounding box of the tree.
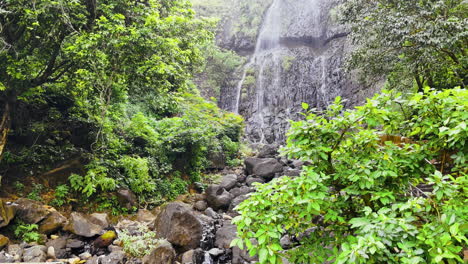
[0,0,214,159]
[338,0,467,91]
[233,88,467,263]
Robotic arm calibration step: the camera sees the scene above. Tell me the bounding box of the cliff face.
[194,0,379,143]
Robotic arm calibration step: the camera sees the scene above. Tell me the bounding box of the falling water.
[229,0,350,143]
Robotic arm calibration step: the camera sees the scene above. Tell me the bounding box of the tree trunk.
[0,101,11,161]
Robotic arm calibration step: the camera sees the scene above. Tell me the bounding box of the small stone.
[181,249,195,263]
[246,176,265,186]
[222,214,233,220]
[208,248,224,257]
[68,257,81,264]
[47,246,56,259]
[79,251,92,260]
[50,235,59,239]
[7,244,23,261]
[204,208,219,219]
[23,245,47,262]
[108,245,123,252]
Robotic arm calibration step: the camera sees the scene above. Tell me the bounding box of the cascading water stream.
[227,0,352,143]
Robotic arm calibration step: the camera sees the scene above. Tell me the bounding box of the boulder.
[116,189,138,210]
[228,195,249,213]
[291,160,304,169]
[0,251,14,262]
[136,209,156,225]
[246,158,283,180]
[94,230,117,248]
[257,144,279,158]
[142,240,176,264]
[14,198,50,224]
[64,212,105,237]
[229,186,253,198]
[23,245,47,262]
[89,213,109,228]
[245,176,265,186]
[283,168,301,177]
[207,152,226,170]
[232,245,258,264]
[181,249,195,263]
[204,208,219,219]
[205,185,234,210]
[215,222,237,249]
[219,174,238,191]
[194,200,208,211]
[0,234,9,249]
[100,250,126,264]
[38,209,67,234]
[154,202,205,251]
[0,199,15,228]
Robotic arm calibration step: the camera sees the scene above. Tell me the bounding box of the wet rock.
[116,188,138,210]
[0,234,8,249]
[232,239,258,264]
[284,168,301,177]
[45,235,68,258]
[108,245,123,252]
[245,176,265,186]
[194,200,208,211]
[237,174,247,183]
[291,160,304,169]
[204,208,219,219]
[154,202,205,251]
[64,212,105,237]
[257,144,279,158]
[215,222,237,249]
[205,185,234,210]
[248,158,284,180]
[39,209,67,234]
[100,250,126,264]
[0,199,15,228]
[15,198,51,224]
[142,240,176,264]
[23,245,47,262]
[7,244,23,261]
[219,174,238,191]
[228,195,249,214]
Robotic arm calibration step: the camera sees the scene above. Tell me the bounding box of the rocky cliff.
[194,0,380,143]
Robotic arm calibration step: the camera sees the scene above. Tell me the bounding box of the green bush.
[233,88,467,263]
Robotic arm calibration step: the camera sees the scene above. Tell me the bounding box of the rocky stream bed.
[0,145,302,264]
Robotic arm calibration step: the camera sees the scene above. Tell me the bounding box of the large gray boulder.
[0,199,15,228]
[64,212,105,237]
[205,185,234,210]
[14,198,50,224]
[142,240,176,264]
[154,202,206,251]
[245,158,283,180]
[219,174,238,191]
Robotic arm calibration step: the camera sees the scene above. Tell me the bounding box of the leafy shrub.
[69,161,117,197]
[119,156,154,194]
[14,222,41,243]
[233,88,467,263]
[27,183,44,201]
[50,184,70,207]
[118,224,164,257]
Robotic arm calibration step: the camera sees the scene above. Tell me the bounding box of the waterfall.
[229,0,352,143]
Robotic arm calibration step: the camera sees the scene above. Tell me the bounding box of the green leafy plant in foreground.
[232,88,467,263]
[50,184,70,207]
[14,222,41,243]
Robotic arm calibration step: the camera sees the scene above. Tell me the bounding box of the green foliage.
[118,224,163,257]
[69,161,117,197]
[233,88,467,263]
[14,222,41,243]
[50,184,70,207]
[339,0,467,91]
[13,181,25,194]
[119,156,154,194]
[27,183,44,201]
